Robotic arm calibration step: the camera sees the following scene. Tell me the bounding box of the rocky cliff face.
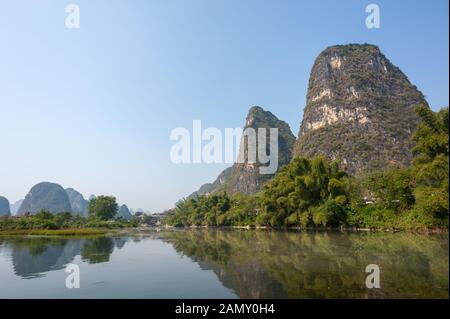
[16,182,73,216]
[225,106,296,194]
[0,196,11,217]
[294,44,428,174]
[190,106,296,196]
[66,188,89,216]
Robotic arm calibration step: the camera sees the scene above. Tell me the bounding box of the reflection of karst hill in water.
[2,236,130,278]
[163,230,449,299]
[9,238,84,278]
[112,237,129,249]
[197,260,287,298]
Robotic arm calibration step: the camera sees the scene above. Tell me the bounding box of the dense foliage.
[166,156,352,228]
[166,106,449,230]
[0,210,138,231]
[88,196,119,220]
[0,195,139,232]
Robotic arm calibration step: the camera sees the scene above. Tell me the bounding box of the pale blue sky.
[0,0,448,212]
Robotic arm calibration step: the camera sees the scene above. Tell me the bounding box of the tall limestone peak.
[190,106,296,197]
[16,182,73,216]
[226,106,296,194]
[0,196,11,217]
[294,43,428,174]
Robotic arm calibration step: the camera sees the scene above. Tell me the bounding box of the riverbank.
[0,228,107,236]
[163,224,449,234]
[0,214,139,236]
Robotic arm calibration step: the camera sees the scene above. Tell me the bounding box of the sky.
[0,0,448,212]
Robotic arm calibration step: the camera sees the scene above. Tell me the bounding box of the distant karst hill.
[6,184,136,218]
[0,196,11,217]
[294,44,428,174]
[16,182,73,216]
[9,199,23,216]
[118,204,133,221]
[190,106,296,197]
[66,188,89,216]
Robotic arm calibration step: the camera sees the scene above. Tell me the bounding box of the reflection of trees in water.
[81,237,114,264]
[164,230,449,299]
[2,236,131,278]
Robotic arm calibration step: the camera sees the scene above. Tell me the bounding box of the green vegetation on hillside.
[295,44,428,175]
[165,106,449,230]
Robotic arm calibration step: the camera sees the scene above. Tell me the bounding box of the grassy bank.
[0,228,107,236]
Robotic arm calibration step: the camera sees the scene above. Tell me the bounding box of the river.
[0,229,448,298]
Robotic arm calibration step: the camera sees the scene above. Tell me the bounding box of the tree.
[410,105,449,222]
[88,196,118,221]
[355,105,449,228]
[35,210,54,220]
[259,156,350,227]
[412,105,449,164]
[365,168,415,211]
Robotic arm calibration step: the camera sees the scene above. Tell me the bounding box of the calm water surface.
[0,230,448,298]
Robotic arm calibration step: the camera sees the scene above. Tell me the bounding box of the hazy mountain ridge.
[9,199,23,216]
[11,182,135,218]
[118,204,133,220]
[16,182,73,216]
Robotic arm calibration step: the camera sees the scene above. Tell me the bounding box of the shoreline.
[162,224,449,234]
[1,225,448,237]
[0,228,107,236]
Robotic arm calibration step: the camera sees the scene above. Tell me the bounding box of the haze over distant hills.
[118,205,133,221]
[9,199,23,216]
[65,188,89,217]
[9,182,135,218]
[16,182,72,216]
